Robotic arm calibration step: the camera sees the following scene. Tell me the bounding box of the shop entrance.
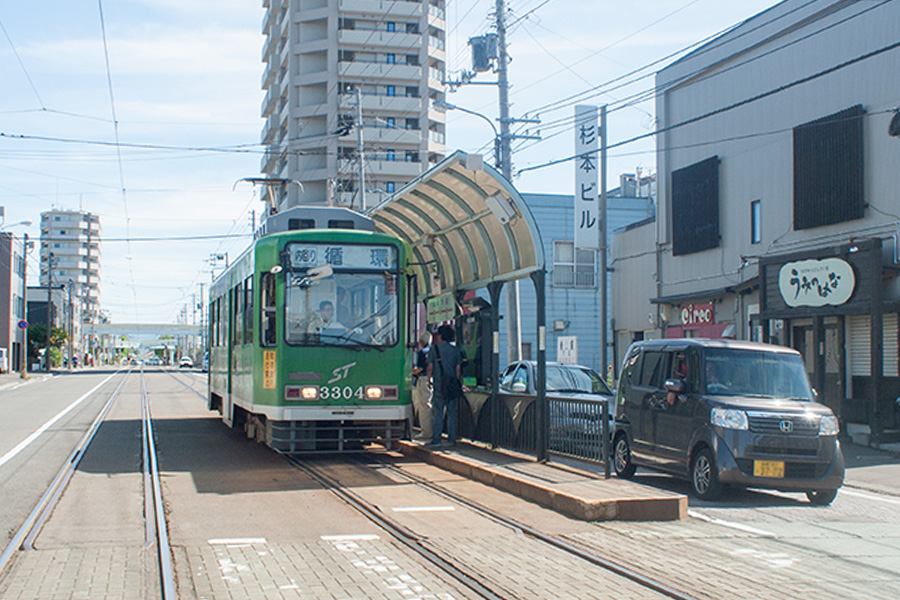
[793,319,844,415]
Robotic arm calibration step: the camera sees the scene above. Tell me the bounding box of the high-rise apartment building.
[261,0,448,209]
[39,210,101,351]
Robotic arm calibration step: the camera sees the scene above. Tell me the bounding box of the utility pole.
[599,105,609,380]
[495,0,521,362]
[20,233,29,379]
[355,87,367,211]
[67,281,74,371]
[45,252,53,373]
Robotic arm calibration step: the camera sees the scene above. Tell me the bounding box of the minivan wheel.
[613,433,636,479]
[690,448,722,500]
[806,489,838,506]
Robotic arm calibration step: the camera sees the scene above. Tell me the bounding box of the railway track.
[290,453,699,600]
[0,369,176,599]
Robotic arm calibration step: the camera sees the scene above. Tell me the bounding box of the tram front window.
[285,271,398,347]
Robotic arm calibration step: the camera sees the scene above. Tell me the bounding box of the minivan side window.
[622,346,641,383]
[638,351,669,389]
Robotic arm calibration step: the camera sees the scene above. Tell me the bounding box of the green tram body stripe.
[208,230,413,426]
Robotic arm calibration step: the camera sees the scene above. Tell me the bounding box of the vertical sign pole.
[600,105,608,380]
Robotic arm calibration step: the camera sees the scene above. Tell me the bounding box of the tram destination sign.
[288,243,397,271]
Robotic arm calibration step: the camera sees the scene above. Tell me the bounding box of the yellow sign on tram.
[263,350,276,389]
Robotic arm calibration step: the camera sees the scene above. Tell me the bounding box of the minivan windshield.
[547,365,613,396]
[704,348,814,400]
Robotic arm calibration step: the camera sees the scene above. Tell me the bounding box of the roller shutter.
[849,314,899,377]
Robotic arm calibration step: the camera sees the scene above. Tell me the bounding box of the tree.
[28,324,69,367]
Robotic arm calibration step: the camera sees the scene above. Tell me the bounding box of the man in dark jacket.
[426,324,463,447]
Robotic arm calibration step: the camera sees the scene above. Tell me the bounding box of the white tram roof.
[367,151,545,299]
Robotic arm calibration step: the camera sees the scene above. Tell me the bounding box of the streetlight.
[434,100,500,169]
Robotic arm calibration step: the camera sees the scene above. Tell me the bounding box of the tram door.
[793,320,844,415]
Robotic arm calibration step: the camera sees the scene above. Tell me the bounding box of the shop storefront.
[757,238,900,443]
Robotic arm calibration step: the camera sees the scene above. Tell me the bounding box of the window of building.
[405,86,418,98]
[386,117,395,129]
[405,118,419,130]
[387,21,395,32]
[406,54,419,66]
[405,151,419,163]
[406,22,419,34]
[386,85,395,97]
[671,156,719,256]
[552,241,596,288]
[751,200,761,244]
[386,53,395,64]
[386,181,395,193]
[338,50,355,62]
[793,105,865,230]
[386,149,395,162]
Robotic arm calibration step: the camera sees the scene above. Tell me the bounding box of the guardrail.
[457,389,611,477]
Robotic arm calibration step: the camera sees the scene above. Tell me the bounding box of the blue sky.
[0,0,781,324]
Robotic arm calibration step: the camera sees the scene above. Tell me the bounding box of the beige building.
[261,0,448,209]
[40,210,101,359]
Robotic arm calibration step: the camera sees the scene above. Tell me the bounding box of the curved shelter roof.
[367,151,544,298]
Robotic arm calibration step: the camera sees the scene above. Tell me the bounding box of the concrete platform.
[400,440,687,522]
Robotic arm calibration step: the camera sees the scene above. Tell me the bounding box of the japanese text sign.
[574,105,599,250]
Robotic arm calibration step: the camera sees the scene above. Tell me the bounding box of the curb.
[400,441,687,522]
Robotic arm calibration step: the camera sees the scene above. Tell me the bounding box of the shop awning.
[367,151,544,298]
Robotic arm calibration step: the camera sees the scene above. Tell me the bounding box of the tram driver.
[307,301,345,336]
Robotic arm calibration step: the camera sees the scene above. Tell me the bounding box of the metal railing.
[456,389,611,476]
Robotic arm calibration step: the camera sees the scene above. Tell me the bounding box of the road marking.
[321,534,380,541]
[840,487,900,506]
[687,509,777,537]
[730,547,799,569]
[0,372,119,469]
[208,538,268,546]
[392,506,456,512]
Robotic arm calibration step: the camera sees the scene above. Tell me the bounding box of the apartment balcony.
[339,0,422,19]
[365,159,424,178]
[339,93,421,114]
[262,33,278,61]
[338,60,421,82]
[360,126,424,145]
[261,88,278,118]
[337,29,422,51]
[261,6,276,34]
[427,2,446,26]
[261,64,276,88]
[261,119,277,144]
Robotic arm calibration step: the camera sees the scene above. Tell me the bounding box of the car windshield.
[285,269,398,348]
[704,348,814,400]
[547,365,612,395]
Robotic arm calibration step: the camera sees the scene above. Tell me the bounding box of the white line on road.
[392,506,456,512]
[687,509,777,537]
[0,372,119,469]
[320,534,380,541]
[839,487,900,506]
[208,538,268,545]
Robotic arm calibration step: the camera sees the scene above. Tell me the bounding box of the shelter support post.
[488,282,504,448]
[532,269,547,462]
[814,316,826,397]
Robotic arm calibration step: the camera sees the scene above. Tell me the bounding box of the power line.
[517,38,900,175]
[0,16,45,109]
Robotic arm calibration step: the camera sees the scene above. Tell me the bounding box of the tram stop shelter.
[368,151,551,459]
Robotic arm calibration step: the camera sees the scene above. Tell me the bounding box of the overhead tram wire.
[517,39,900,176]
[0,16,45,109]
[513,0,893,157]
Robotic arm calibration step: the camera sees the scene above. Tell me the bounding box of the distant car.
[499,360,615,458]
[179,356,194,369]
[145,356,162,366]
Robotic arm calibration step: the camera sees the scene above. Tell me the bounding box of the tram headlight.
[365,386,383,400]
[301,386,319,400]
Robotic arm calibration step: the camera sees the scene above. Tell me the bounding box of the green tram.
[208,207,415,452]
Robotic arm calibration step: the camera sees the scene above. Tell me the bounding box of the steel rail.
[0,370,130,572]
[162,368,207,401]
[285,456,513,600]
[140,368,176,600]
[366,455,700,600]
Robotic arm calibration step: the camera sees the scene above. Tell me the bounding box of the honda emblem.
[779,420,794,433]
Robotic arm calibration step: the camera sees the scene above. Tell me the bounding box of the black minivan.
[613,339,844,504]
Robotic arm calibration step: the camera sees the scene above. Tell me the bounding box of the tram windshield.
[284,243,399,348]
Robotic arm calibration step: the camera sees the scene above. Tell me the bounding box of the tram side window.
[244,276,254,345]
[232,283,243,345]
[261,273,277,347]
[210,299,217,347]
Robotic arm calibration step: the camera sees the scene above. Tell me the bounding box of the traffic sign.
[17,320,27,330]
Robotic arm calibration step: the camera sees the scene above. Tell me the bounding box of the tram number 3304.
[319,386,365,400]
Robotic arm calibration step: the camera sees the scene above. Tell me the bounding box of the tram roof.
[367,151,545,298]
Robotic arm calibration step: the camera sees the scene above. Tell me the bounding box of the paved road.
[2,369,899,599]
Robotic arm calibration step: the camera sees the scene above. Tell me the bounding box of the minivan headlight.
[711,407,749,430]
[819,414,840,436]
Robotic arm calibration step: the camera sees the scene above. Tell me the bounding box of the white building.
[0,233,28,372]
[612,0,900,442]
[260,0,448,209]
[39,210,101,360]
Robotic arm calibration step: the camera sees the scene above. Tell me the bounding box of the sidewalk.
[841,439,900,496]
[401,440,687,521]
[0,371,53,392]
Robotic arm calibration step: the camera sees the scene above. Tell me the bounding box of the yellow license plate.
[753,460,785,478]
